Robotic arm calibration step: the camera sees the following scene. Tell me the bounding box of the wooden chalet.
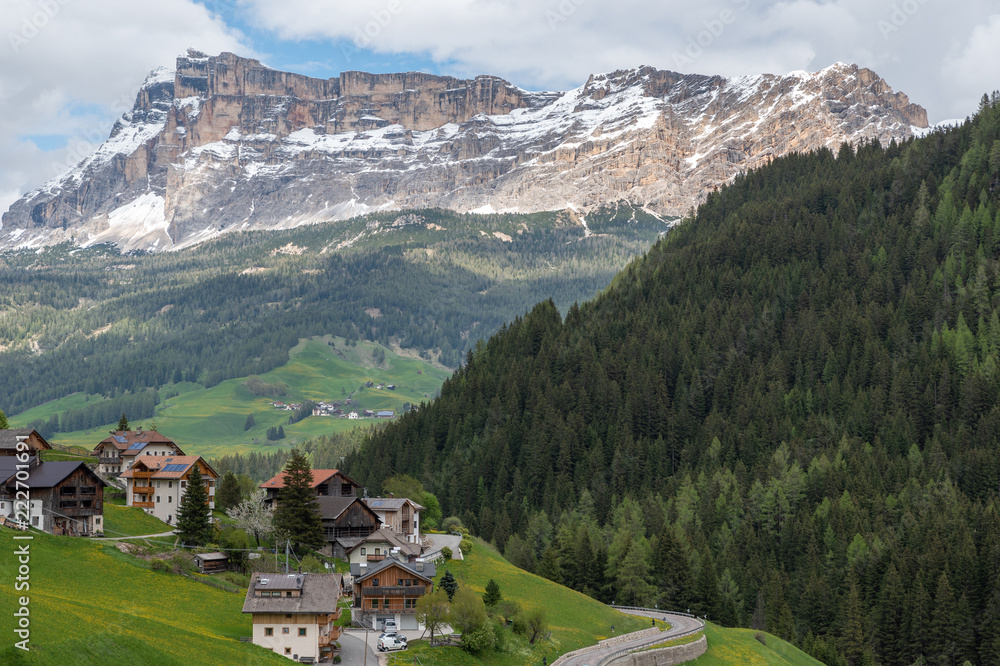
[259,468,361,508]
[315,495,382,558]
[92,429,184,476]
[242,572,342,662]
[0,457,105,536]
[350,557,436,631]
[0,429,51,457]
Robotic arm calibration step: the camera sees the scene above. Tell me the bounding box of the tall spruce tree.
[215,471,242,513]
[117,412,129,431]
[272,449,324,554]
[176,464,212,545]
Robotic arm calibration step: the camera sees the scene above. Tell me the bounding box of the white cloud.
[0,0,251,215]
[242,0,1000,121]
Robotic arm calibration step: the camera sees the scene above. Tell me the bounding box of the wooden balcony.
[362,586,426,597]
[132,470,154,479]
[367,554,386,562]
[98,457,119,465]
[134,501,155,508]
[318,627,342,646]
[133,485,154,494]
[364,602,419,613]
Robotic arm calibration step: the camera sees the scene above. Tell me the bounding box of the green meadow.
[10,336,449,458]
[0,530,286,665]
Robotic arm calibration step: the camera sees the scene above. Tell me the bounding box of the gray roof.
[242,573,341,614]
[351,556,435,583]
[334,536,366,550]
[347,527,421,558]
[193,552,229,561]
[0,429,49,451]
[363,497,425,512]
[316,495,373,521]
[1,460,105,489]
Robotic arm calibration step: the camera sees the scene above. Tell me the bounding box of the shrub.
[442,516,463,532]
[459,538,473,556]
[441,546,453,560]
[461,620,496,654]
[300,554,326,572]
[754,631,767,646]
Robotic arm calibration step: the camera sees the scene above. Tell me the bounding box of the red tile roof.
[260,469,344,490]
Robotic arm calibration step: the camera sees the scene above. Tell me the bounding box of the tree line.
[347,94,1000,665]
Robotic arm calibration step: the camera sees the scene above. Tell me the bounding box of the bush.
[461,620,496,654]
[442,516,463,532]
[754,631,767,646]
[441,546,453,560]
[300,554,326,572]
[460,538,473,556]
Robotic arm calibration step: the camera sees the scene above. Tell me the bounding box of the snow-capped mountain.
[1,50,929,251]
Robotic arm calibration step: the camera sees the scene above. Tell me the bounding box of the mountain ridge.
[2,50,928,251]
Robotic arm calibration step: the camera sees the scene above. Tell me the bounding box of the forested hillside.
[0,205,665,418]
[348,95,1000,665]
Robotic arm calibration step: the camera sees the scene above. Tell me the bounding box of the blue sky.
[1,0,998,215]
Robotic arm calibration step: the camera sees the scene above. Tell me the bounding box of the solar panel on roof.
[114,436,127,443]
[127,442,146,450]
[161,464,187,472]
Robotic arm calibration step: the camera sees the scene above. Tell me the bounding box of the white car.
[382,619,398,633]
[377,635,407,652]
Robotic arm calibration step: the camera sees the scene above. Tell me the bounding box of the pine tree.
[277,425,285,439]
[117,412,129,431]
[271,449,324,554]
[440,570,459,601]
[216,471,242,513]
[482,578,502,607]
[176,463,212,546]
[244,413,255,431]
[0,409,7,429]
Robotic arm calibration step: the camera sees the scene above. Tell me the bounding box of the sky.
[1,0,998,216]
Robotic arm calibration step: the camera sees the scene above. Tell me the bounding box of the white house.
[120,455,217,524]
[92,429,184,476]
[242,572,342,662]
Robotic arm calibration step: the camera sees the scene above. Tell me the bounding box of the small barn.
[193,552,230,573]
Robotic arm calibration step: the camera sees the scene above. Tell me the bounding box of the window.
[156,496,160,502]
[168,481,172,488]
[373,578,379,586]
[398,579,403,586]
[360,547,366,555]
[265,627,273,636]
[181,481,186,488]
[285,614,292,619]
[282,627,289,634]
[286,591,293,597]
[375,548,381,555]
[168,496,172,503]
[404,598,417,608]
[284,648,291,655]
[371,599,379,608]
[59,500,77,508]
[298,628,306,637]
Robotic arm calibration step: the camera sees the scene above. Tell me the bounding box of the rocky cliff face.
[1,50,929,251]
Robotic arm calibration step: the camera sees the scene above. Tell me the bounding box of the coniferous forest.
[347,95,1000,665]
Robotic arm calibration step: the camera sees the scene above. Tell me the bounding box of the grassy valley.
[11,336,449,458]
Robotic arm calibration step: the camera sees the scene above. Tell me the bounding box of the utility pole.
[284,539,290,574]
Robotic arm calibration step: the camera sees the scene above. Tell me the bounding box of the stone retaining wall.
[609,634,708,666]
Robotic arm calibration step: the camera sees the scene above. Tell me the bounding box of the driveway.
[425,532,463,560]
[340,626,441,664]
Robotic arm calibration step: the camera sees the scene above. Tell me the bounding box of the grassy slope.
[391,540,821,665]
[0,530,286,665]
[691,623,825,665]
[102,504,172,538]
[11,337,449,458]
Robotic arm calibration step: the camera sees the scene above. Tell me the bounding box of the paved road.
[425,533,463,560]
[339,628,380,665]
[558,609,704,666]
[93,530,175,540]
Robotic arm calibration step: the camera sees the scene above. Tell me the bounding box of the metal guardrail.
[598,607,706,666]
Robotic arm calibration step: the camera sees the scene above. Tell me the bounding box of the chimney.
[415,562,424,572]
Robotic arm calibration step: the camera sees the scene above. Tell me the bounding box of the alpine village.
[2,11,1000,666]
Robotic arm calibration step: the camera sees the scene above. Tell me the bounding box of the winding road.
[556,607,705,666]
